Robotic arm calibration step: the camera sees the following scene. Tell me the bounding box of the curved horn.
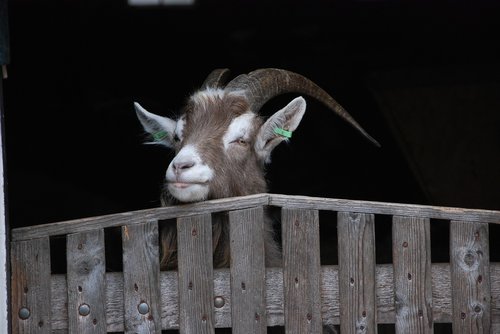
[201,68,231,89]
[225,68,380,147]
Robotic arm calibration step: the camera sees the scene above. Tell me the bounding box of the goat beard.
[158,214,231,270]
[158,188,231,270]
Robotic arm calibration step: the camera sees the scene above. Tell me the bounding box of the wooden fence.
[10,193,500,333]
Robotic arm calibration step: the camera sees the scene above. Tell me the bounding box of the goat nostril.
[174,162,195,172]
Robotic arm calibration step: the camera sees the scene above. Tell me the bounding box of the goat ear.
[134,102,177,148]
[255,96,306,163]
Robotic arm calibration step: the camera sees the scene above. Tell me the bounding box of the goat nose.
[173,161,195,174]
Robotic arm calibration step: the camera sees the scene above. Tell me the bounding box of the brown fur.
[158,92,282,270]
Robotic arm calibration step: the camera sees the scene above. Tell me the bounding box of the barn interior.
[2,0,500,274]
[2,1,500,333]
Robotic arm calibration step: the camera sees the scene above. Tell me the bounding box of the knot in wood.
[348,212,361,223]
[457,247,479,271]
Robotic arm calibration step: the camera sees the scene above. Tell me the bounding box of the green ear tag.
[153,130,168,141]
[274,127,292,138]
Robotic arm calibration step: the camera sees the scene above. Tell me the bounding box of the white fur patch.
[175,116,186,140]
[190,89,246,112]
[223,112,255,150]
[165,144,214,202]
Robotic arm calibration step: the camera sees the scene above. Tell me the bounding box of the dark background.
[3,0,500,261]
[2,2,500,332]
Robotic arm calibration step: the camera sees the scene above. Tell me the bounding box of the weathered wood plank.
[177,214,215,334]
[122,221,161,333]
[11,237,52,333]
[338,212,377,333]
[229,207,267,334]
[12,194,270,241]
[269,194,500,224]
[282,208,322,333]
[450,221,491,333]
[48,263,500,331]
[13,193,500,241]
[66,230,106,333]
[392,216,433,333]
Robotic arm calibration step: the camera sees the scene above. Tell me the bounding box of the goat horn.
[201,68,231,89]
[225,68,380,147]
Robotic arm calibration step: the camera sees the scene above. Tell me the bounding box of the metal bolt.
[138,302,149,315]
[78,304,90,317]
[214,296,225,308]
[79,303,91,316]
[18,307,30,320]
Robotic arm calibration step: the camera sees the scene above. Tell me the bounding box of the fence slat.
[338,212,377,333]
[122,221,161,333]
[392,216,433,333]
[67,229,106,333]
[11,237,52,333]
[229,207,267,334]
[282,208,322,333]
[450,221,491,333]
[177,213,215,334]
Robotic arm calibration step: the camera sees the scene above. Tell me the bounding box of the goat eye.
[231,138,248,146]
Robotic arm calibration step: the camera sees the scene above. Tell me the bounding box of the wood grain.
[67,229,106,333]
[338,212,376,333]
[177,214,215,334]
[11,237,52,333]
[229,207,267,334]
[282,208,322,333]
[451,221,491,333]
[122,221,161,333]
[392,216,433,333]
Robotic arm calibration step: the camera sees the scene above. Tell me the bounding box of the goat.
[135,68,379,334]
[135,68,379,271]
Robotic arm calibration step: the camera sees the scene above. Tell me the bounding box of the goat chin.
[166,182,209,203]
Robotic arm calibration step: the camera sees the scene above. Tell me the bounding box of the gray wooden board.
[338,212,377,333]
[47,264,500,331]
[12,194,500,241]
[282,208,322,333]
[229,207,267,334]
[67,229,106,333]
[392,216,433,333]
[11,237,52,333]
[122,221,161,333]
[450,221,491,333]
[177,214,215,334]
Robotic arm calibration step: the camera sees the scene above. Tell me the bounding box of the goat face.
[136,88,307,203]
[136,68,379,204]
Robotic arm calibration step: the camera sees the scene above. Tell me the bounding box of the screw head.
[18,307,30,320]
[214,296,225,308]
[78,303,91,316]
[138,302,150,315]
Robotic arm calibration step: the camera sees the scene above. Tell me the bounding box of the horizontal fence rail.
[10,193,500,333]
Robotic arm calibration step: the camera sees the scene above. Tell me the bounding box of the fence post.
[229,207,267,334]
[392,216,433,333]
[67,229,107,333]
[177,214,215,334]
[450,221,490,333]
[10,237,52,333]
[122,221,161,333]
[338,212,377,333]
[282,208,322,333]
